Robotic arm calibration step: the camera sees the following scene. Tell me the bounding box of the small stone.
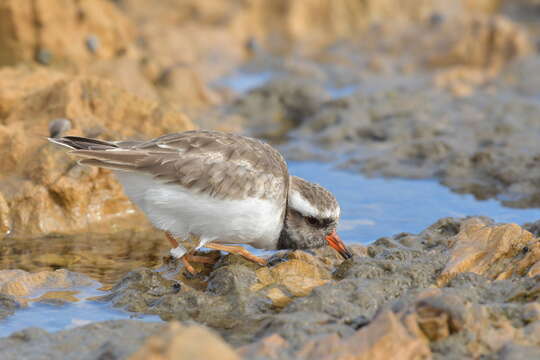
[429,12,444,27]
[48,118,72,138]
[35,48,53,65]
[86,35,100,54]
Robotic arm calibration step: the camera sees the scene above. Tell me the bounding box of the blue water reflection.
[0,285,160,338]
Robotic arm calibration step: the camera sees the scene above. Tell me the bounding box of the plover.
[49,130,352,272]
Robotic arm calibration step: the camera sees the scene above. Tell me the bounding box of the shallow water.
[213,69,275,93]
[1,161,539,337]
[0,287,161,338]
[290,162,540,244]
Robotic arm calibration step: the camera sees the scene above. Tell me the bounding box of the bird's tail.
[47,136,119,151]
[48,136,148,172]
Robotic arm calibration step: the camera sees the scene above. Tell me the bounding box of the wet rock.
[98,269,180,313]
[0,0,135,67]
[129,321,239,360]
[100,250,343,345]
[0,67,193,237]
[0,320,164,360]
[101,261,269,345]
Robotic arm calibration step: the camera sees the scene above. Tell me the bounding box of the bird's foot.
[180,256,197,275]
[204,243,267,266]
[179,252,221,276]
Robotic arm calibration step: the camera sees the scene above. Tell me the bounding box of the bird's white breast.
[114,171,283,249]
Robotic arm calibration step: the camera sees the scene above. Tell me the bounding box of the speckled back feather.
[52,130,289,202]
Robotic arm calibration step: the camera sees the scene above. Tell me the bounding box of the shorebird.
[49,130,352,273]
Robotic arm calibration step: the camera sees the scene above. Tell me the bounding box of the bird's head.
[278,176,352,259]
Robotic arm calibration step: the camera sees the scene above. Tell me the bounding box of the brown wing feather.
[68,130,289,201]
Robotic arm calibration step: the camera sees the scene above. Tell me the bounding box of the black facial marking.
[305,216,333,229]
[306,216,322,227]
[277,224,297,250]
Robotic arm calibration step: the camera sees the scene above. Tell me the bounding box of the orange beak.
[325,231,353,259]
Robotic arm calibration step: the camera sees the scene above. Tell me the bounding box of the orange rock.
[128,321,239,360]
[253,251,331,297]
[118,0,246,85]
[429,15,532,95]
[427,15,532,72]
[156,65,221,111]
[528,260,540,277]
[237,334,289,359]
[0,192,9,238]
[413,294,466,342]
[240,0,499,50]
[85,57,159,102]
[298,310,431,360]
[434,67,492,97]
[265,287,292,308]
[0,67,194,237]
[32,290,80,304]
[0,0,135,67]
[437,218,538,286]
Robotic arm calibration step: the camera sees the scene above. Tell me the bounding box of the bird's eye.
[306,216,321,227]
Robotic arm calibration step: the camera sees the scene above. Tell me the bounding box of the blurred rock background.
[0,0,539,238]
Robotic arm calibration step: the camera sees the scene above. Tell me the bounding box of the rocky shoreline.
[0,0,540,359]
[1,217,539,359]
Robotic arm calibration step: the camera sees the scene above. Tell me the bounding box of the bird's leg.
[165,232,196,274]
[204,243,267,266]
[180,257,196,274]
[165,232,219,273]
